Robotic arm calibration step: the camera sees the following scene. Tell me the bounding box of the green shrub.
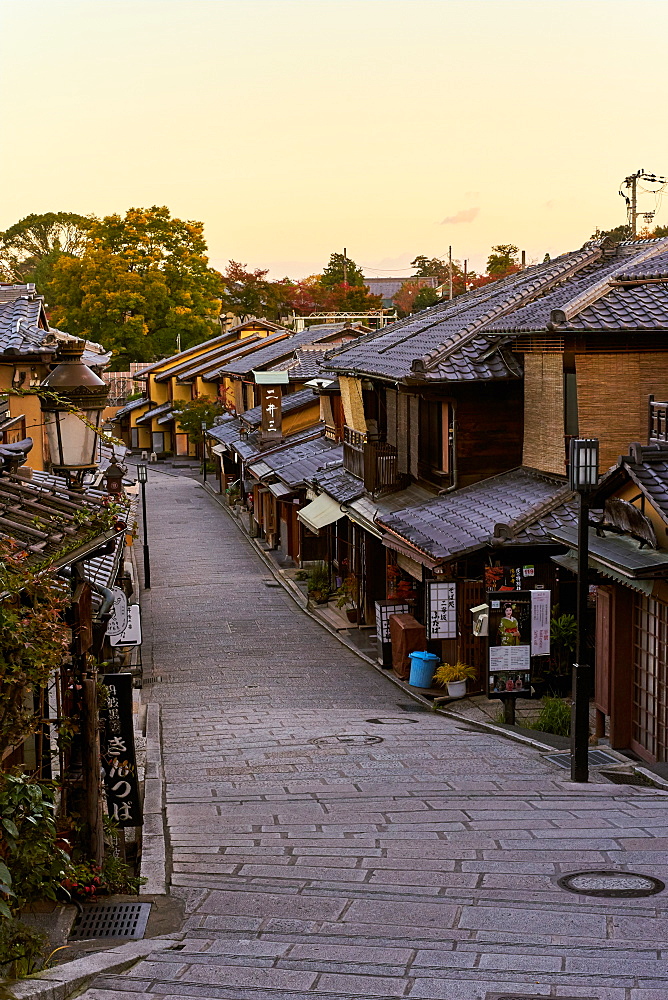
[529,696,571,737]
[0,776,72,914]
[0,918,48,977]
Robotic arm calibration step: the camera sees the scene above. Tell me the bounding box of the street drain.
[396,702,431,713]
[543,748,619,768]
[69,902,152,940]
[557,870,665,898]
[309,734,384,747]
[142,675,163,686]
[365,717,418,725]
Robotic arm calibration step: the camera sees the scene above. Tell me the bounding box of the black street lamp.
[201,421,208,485]
[568,437,599,783]
[137,463,151,591]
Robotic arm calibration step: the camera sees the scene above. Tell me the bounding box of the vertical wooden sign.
[100,674,143,827]
[261,385,282,442]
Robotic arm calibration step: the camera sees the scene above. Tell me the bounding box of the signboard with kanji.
[100,674,142,827]
[260,385,282,441]
[427,582,457,639]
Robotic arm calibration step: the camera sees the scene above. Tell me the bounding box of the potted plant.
[334,573,359,622]
[434,661,477,699]
[307,562,331,604]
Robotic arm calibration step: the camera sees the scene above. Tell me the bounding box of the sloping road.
[85,473,668,999]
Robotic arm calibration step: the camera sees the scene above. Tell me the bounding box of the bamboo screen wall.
[576,353,668,472]
[522,353,565,476]
[338,376,367,432]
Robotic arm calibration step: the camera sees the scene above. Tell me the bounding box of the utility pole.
[343,247,348,286]
[448,246,453,300]
[620,169,668,236]
[463,259,468,292]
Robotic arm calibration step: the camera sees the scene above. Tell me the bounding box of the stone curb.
[140,702,167,895]
[5,932,185,1000]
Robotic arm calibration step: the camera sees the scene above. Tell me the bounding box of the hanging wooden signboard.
[100,674,142,827]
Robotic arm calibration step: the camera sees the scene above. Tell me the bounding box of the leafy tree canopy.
[486,244,520,277]
[47,206,223,369]
[172,396,226,445]
[320,251,365,288]
[411,255,450,284]
[0,212,93,285]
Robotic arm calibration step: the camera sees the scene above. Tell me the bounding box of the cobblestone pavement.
[85,472,668,1000]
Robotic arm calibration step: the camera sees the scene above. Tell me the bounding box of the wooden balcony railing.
[343,425,400,494]
[650,400,668,444]
[343,426,366,480]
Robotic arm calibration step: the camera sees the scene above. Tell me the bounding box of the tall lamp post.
[201,421,208,485]
[137,463,151,591]
[568,437,599,783]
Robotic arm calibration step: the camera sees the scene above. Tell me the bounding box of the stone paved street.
[84,471,668,1000]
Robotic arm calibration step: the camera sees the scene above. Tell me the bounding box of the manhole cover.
[558,870,665,897]
[69,902,152,939]
[309,734,384,747]
[365,717,418,725]
[543,748,619,769]
[486,995,595,1000]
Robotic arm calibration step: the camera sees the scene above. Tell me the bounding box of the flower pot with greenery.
[307,562,331,604]
[434,661,477,699]
[334,573,359,622]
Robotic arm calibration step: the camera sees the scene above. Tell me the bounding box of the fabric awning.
[297,493,343,533]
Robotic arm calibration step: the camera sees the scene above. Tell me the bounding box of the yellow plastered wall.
[522,353,565,476]
[147,374,168,404]
[339,376,367,433]
[283,401,320,436]
[0,362,48,470]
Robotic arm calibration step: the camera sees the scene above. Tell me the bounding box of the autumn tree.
[0,212,93,285]
[393,281,439,317]
[47,206,223,367]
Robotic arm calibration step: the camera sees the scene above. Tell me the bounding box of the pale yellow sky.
[2,0,668,278]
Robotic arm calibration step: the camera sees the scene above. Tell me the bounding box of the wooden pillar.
[82,677,103,865]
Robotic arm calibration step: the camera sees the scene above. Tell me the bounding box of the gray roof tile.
[240,388,317,429]
[377,468,572,563]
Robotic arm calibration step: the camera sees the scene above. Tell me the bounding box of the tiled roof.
[0,471,126,570]
[240,388,317,429]
[212,325,364,378]
[309,463,366,503]
[621,444,668,523]
[377,468,574,564]
[113,397,150,420]
[276,347,327,382]
[135,401,171,425]
[615,250,668,281]
[0,296,53,356]
[325,238,668,383]
[248,436,341,489]
[364,277,437,299]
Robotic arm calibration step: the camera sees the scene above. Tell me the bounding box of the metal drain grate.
[69,902,151,940]
[396,702,431,713]
[543,748,619,769]
[142,675,163,686]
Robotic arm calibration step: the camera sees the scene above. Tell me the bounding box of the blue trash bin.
[408,651,440,688]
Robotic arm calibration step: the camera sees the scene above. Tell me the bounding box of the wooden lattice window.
[632,595,668,762]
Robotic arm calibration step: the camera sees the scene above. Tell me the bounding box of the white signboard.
[489,644,531,672]
[428,582,457,639]
[530,589,551,656]
[109,604,142,647]
[374,601,410,643]
[106,587,129,637]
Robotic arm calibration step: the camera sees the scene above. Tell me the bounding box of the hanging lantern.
[41,340,109,488]
[104,458,125,496]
